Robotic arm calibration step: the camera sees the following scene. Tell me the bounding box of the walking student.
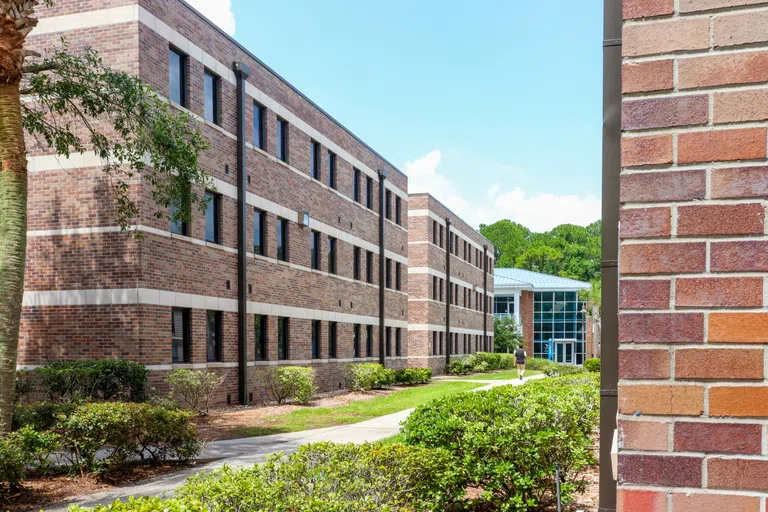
[514,346,527,380]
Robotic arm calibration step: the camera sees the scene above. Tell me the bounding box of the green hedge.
[584,358,601,373]
[67,497,205,512]
[401,375,599,510]
[35,359,149,402]
[12,401,77,431]
[345,363,395,391]
[263,366,316,404]
[394,368,432,385]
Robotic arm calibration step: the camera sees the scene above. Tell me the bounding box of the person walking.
[514,346,527,380]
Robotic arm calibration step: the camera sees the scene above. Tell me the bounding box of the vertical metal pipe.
[445,218,452,367]
[600,1,621,510]
[233,62,251,406]
[483,244,488,351]
[378,170,388,367]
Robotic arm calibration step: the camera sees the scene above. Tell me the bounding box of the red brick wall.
[619,1,768,508]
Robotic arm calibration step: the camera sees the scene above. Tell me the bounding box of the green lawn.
[458,369,543,381]
[232,381,483,438]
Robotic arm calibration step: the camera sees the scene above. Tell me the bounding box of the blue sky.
[188,0,603,231]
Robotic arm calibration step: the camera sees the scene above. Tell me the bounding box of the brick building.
[612,0,768,510]
[406,194,495,375]
[20,0,411,404]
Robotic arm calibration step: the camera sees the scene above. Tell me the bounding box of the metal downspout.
[483,244,488,351]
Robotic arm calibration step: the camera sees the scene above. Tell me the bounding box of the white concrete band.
[408,266,494,296]
[407,209,495,260]
[407,324,494,337]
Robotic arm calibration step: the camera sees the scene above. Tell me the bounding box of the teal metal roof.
[494,268,591,291]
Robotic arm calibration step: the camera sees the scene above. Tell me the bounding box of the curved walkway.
[46,374,545,511]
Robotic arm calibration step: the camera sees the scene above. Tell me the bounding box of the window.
[328,322,337,358]
[170,201,188,236]
[328,151,336,189]
[206,311,222,362]
[353,168,362,203]
[171,308,190,363]
[439,332,444,355]
[168,48,187,107]
[433,220,438,245]
[253,102,265,149]
[311,320,320,359]
[366,251,373,284]
[395,197,402,225]
[386,258,392,289]
[395,328,402,356]
[204,191,220,244]
[432,276,438,300]
[366,325,373,357]
[354,324,361,358]
[386,327,392,357]
[432,332,437,355]
[395,262,401,291]
[203,70,219,125]
[311,230,321,270]
[277,218,288,261]
[464,241,468,260]
[255,315,266,361]
[385,190,392,220]
[366,176,373,209]
[254,209,265,255]
[463,287,467,307]
[278,317,289,360]
[276,118,288,162]
[311,141,320,180]
[439,225,444,248]
[439,278,444,302]
[354,247,362,280]
[327,237,337,274]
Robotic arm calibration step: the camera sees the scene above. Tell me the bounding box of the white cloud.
[404,150,601,232]
[186,0,236,36]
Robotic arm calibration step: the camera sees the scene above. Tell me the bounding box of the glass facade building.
[533,291,586,364]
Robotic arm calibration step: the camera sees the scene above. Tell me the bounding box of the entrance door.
[554,340,575,365]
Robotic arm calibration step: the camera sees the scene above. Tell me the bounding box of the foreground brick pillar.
[618,1,768,509]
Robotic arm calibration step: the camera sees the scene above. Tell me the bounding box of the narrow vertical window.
[311,320,320,359]
[328,151,336,189]
[395,328,402,356]
[386,327,392,357]
[328,322,337,359]
[440,279,444,302]
[254,209,265,255]
[366,325,373,357]
[168,48,187,107]
[366,251,373,284]
[277,218,288,261]
[354,324,361,358]
[432,276,437,300]
[311,141,320,180]
[171,308,190,363]
[432,331,437,355]
[255,315,266,361]
[204,191,220,244]
[203,70,220,125]
[385,258,392,289]
[353,168,361,203]
[170,201,188,236]
[206,311,222,362]
[366,176,373,209]
[395,197,402,225]
[432,220,438,244]
[353,247,361,280]
[439,225,444,248]
[276,118,288,163]
[278,317,289,360]
[439,332,444,355]
[311,230,321,270]
[253,102,264,149]
[385,190,392,220]
[327,237,337,274]
[395,262,401,291]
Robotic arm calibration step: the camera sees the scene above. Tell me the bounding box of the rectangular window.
[395,197,402,225]
[168,48,187,107]
[277,218,288,261]
[439,332,444,355]
[255,315,267,361]
[277,118,288,163]
[310,141,320,180]
[311,320,320,359]
[171,308,190,363]
[366,176,373,209]
[170,201,188,236]
[328,151,336,189]
[203,70,220,125]
[439,225,444,248]
[354,324,361,358]
[366,325,373,357]
[328,237,337,274]
[385,190,392,220]
[366,251,373,284]
[328,322,337,359]
[432,331,437,356]
[386,258,392,289]
[311,230,321,270]
[432,220,438,245]
[353,247,361,281]
[253,102,264,149]
[278,317,289,360]
[386,327,392,357]
[254,209,265,256]
[353,168,361,203]
[206,311,222,362]
[395,262,401,291]
[204,191,220,244]
[439,279,444,302]
[395,328,402,356]
[432,276,438,300]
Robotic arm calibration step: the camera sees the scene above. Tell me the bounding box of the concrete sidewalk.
[45,375,543,511]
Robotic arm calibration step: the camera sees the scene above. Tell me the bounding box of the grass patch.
[231,381,482,438]
[458,369,543,381]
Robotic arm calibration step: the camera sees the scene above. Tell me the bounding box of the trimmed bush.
[345,363,394,391]
[472,352,516,371]
[166,370,224,416]
[12,401,77,431]
[10,425,60,476]
[13,369,35,404]
[263,366,316,404]
[36,359,149,402]
[446,358,473,376]
[544,362,587,378]
[177,442,465,511]
[526,358,557,371]
[67,497,205,512]
[394,368,432,385]
[401,375,599,510]
[0,432,31,491]
[585,358,601,373]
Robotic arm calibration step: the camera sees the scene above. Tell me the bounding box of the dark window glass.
[206,311,221,362]
[353,247,361,280]
[432,276,437,300]
[328,322,337,358]
[277,218,288,261]
[253,103,264,149]
[168,48,186,107]
[203,70,219,124]
[205,192,220,244]
[395,262,401,291]
[432,332,437,355]
[386,259,392,289]
[312,320,320,359]
[311,230,321,270]
[385,190,392,220]
[386,327,392,357]
[439,279,444,302]
[353,169,361,202]
[439,225,443,248]
[328,151,336,189]
[311,141,320,180]
[366,325,373,357]
[328,237,337,274]
[354,325,361,358]
[395,328,402,356]
[277,119,288,162]
[254,209,265,255]
[439,332,443,355]
[366,176,373,209]
[278,317,289,360]
[395,197,402,225]
[170,202,188,236]
[366,251,373,284]
[432,221,438,244]
[255,315,266,361]
[171,308,189,363]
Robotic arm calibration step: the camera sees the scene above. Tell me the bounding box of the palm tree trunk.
[0,81,27,433]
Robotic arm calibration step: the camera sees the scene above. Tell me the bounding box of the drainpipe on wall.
[378,170,388,367]
[600,0,620,510]
[233,61,251,406]
[445,217,452,367]
[483,244,488,351]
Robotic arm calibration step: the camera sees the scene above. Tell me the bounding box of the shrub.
[263,366,316,404]
[394,368,432,385]
[177,442,465,511]
[12,401,77,431]
[10,425,60,475]
[67,497,205,512]
[526,358,557,371]
[167,370,224,416]
[544,362,587,378]
[446,358,472,375]
[13,369,35,404]
[472,352,504,371]
[36,359,149,402]
[585,358,601,373]
[472,361,489,373]
[401,375,599,511]
[0,432,31,492]
[345,363,394,391]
